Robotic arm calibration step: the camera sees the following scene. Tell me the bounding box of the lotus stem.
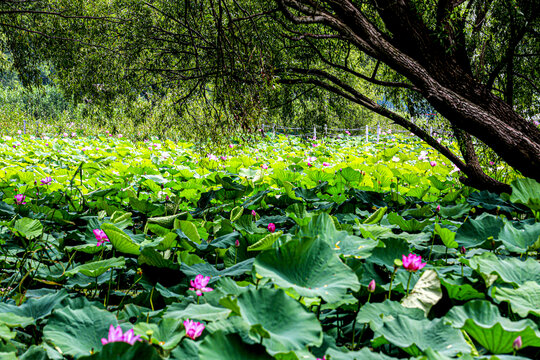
[406,272,412,296]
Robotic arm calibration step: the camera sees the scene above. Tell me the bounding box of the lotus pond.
[0,133,539,359]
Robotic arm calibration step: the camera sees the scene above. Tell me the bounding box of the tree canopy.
[1,0,539,192]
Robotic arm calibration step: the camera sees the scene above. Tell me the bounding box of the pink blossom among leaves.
[14,194,26,205]
[268,223,276,233]
[189,274,213,296]
[402,253,427,272]
[93,229,109,246]
[101,325,141,346]
[184,319,205,340]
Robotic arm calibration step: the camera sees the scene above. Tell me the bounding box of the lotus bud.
[368,279,376,293]
[513,336,522,351]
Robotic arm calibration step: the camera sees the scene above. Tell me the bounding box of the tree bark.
[277,0,540,184]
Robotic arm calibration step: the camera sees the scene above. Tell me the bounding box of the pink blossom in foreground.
[189,274,213,296]
[402,253,427,272]
[323,162,330,167]
[14,194,26,205]
[184,319,205,340]
[430,161,437,167]
[251,210,257,217]
[101,325,141,345]
[268,223,276,233]
[261,164,268,170]
[93,229,109,246]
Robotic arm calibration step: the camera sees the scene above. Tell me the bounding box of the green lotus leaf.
[181,258,255,281]
[455,213,504,248]
[363,206,387,225]
[401,270,443,316]
[163,303,231,322]
[247,231,283,251]
[387,213,431,233]
[147,213,186,229]
[199,331,272,360]
[0,290,68,321]
[101,223,140,255]
[79,341,161,360]
[0,325,15,340]
[298,213,378,259]
[0,312,34,328]
[236,288,322,355]
[14,218,43,240]
[509,178,540,212]
[434,224,457,249]
[498,221,540,253]
[230,206,244,221]
[444,300,540,353]
[373,316,471,357]
[464,252,540,287]
[253,236,360,303]
[440,277,485,301]
[170,339,200,360]
[438,203,471,219]
[178,220,201,243]
[43,305,118,358]
[134,318,184,350]
[467,190,516,213]
[65,257,125,278]
[322,347,400,360]
[356,300,425,332]
[492,281,540,318]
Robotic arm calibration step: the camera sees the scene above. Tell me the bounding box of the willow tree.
[2,0,539,192]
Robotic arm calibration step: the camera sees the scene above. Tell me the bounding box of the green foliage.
[0,134,539,359]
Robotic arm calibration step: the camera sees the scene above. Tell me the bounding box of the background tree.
[2,0,539,192]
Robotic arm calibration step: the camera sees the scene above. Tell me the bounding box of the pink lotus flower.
[436,205,440,212]
[184,319,205,340]
[368,279,376,292]
[402,253,426,272]
[220,156,227,161]
[268,223,276,233]
[312,143,318,147]
[93,229,109,246]
[345,130,351,135]
[14,194,26,205]
[323,162,330,167]
[307,162,312,167]
[229,144,234,148]
[235,239,240,247]
[261,164,268,170]
[189,274,213,296]
[430,161,437,167]
[251,210,257,217]
[40,177,53,186]
[101,325,141,345]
